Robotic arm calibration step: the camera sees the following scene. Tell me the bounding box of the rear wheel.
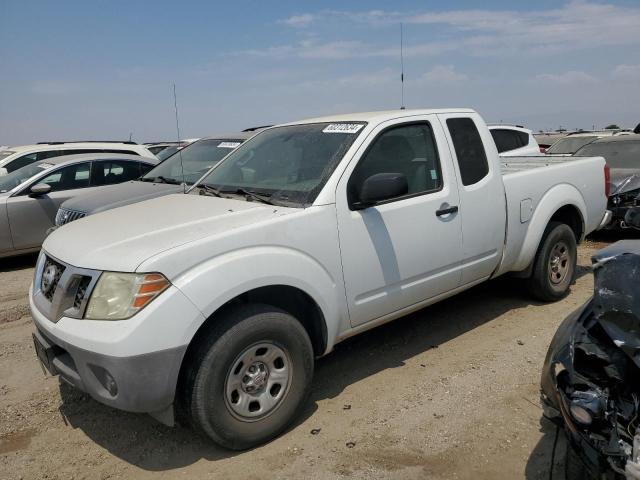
[184,304,314,450]
[527,222,577,302]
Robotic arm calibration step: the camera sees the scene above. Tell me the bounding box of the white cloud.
[279,14,315,28]
[422,65,467,83]
[270,2,640,58]
[612,64,640,81]
[234,40,366,60]
[535,71,599,85]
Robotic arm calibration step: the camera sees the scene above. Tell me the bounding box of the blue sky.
[1,0,639,144]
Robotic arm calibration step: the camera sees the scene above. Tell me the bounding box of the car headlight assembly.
[85,272,170,320]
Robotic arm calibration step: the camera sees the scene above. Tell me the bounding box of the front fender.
[513,184,587,272]
[171,246,344,353]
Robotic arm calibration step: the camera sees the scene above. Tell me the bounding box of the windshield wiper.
[197,184,227,198]
[139,176,181,184]
[224,188,276,205]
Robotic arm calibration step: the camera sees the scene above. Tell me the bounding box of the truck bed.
[500,155,582,174]
[494,154,607,276]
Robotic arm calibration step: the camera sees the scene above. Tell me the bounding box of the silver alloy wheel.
[224,342,292,421]
[548,241,570,285]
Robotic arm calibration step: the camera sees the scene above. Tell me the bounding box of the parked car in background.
[0,141,156,176]
[143,141,197,157]
[0,153,159,258]
[541,208,640,479]
[488,124,541,156]
[54,133,252,227]
[546,131,633,155]
[144,142,182,156]
[156,144,187,161]
[32,108,608,450]
[574,135,640,229]
[534,132,569,152]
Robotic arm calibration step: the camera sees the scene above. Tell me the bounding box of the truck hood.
[43,193,297,272]
[61,180,183,214]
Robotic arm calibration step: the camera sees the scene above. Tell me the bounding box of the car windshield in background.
[156,145,182,161]
[0,162,53,193]
[141,139,243,184]
[195,122,366,207]
[546,136,597,154]
[575,140,640,169]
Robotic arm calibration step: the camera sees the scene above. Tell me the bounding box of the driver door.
[336,116,464,327]
[7,162,91,250]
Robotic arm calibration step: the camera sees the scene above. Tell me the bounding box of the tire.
[184,303,314,450]
[527,222,577,302]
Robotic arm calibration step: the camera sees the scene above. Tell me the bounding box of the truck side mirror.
[355,173,408,209]
[29,183,52,197]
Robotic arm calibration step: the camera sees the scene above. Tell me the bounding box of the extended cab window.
[447,118,489,186]
[348,123,442,205]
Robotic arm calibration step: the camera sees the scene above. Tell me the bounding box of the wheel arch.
[512,184,587,273]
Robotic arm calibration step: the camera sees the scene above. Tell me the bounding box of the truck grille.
[74,276,92,309]
[33,252,101,322]
[41,257,66,301]
[55,208,86,226]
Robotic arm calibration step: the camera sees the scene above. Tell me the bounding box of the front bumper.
[29,268,205,419]
[32,325,186,416]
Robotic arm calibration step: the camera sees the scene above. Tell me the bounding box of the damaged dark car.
[541,209,640,479]
[574,135,640,229]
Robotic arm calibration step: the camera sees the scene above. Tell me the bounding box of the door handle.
[435,205,459,217]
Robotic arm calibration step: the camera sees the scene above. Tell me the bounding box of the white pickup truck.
[30,109,609,450]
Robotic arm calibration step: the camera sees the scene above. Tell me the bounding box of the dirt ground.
[0,238,622,479]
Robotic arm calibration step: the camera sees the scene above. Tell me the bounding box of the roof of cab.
[280,108,476,126]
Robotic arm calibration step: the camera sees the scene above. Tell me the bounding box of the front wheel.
[527,222,577,302]
[185,304,314,450]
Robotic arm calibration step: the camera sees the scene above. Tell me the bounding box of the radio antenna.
[172,83,186,191]
[400,23,405,110]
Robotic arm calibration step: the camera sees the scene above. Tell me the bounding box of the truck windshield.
[575,140,640,169]
[141,138,244,185]
[194,122,366,207]
[547,136,597,154]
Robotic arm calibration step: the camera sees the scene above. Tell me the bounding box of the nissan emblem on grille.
[41,264,58,294]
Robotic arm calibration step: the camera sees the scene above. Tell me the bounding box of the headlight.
[85,272,170,320]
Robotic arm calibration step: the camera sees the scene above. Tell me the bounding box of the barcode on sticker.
[322,124,364,134]
[218,142,241,148]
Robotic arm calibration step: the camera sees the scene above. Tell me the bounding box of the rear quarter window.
[447,118,490,186]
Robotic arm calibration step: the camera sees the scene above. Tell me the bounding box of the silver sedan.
[0,153,159,258]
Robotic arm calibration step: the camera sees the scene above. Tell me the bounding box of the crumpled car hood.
[590,240,640,364]
[610,169,640,196]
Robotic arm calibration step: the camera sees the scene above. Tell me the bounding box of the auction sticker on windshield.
[323,124,364,134]
[218,142,241,149]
